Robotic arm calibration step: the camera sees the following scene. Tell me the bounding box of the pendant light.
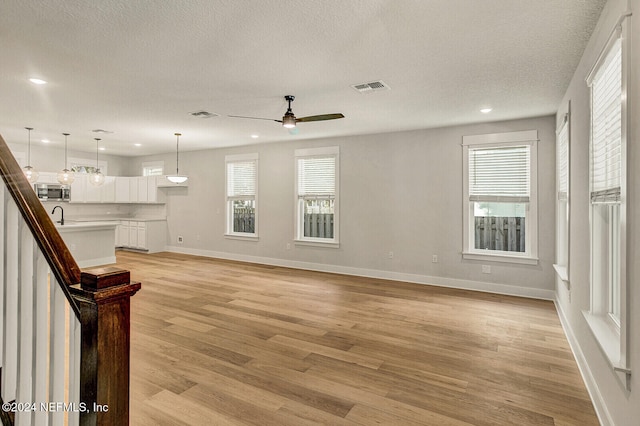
[23,127,39,183]
[166,132,188,184]
[89,137,105,186]
[57,132,75,185]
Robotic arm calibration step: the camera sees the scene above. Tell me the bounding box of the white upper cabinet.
[71,176,166,204]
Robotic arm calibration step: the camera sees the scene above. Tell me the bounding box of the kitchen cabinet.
[70,175,116,203]
[102,176,116,202]
[116,220,166,253]
[73,176,165,204]
[115,177,130,202]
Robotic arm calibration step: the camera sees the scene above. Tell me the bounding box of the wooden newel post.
[69,266,141,426]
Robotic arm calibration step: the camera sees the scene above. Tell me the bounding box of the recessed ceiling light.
[251,134,259,139]
[480,107,493,114]
[29,78,47,85]
[41,139,50,143]
[134,143,141,147]
[99,147,106,151]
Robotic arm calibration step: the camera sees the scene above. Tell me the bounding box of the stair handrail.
[0,133,81,315]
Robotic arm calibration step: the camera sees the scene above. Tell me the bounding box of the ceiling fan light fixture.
[282,114,296,128]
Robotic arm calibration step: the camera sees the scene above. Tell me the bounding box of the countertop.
[67,216,167,223]
[55,221,120,231]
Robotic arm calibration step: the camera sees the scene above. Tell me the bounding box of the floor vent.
[351,80,390,93]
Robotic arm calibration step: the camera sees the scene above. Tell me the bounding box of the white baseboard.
[164,245,555,300]
[554,297,612,426]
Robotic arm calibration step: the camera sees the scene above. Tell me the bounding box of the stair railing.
[0,134,140,426]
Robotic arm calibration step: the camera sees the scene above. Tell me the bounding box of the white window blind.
[297,157,336,197]
[227,160,256,197]
[590,37,621,203]
[468,145,530,202]
[557,119,569,201]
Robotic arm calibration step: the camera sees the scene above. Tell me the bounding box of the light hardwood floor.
[116,251,598,425]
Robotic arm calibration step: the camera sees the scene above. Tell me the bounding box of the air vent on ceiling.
[351,80,390,93]
[190,110,219,118]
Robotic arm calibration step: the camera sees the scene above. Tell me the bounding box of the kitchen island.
[56,221,119,268]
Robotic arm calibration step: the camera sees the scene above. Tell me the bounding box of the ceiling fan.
[229,95,344,129]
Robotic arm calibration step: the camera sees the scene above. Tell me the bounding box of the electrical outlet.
[177,236,184,244]
[432,255,438,263]
[286,243,291,250]
[388,251,394,259]
[482,265,491,274]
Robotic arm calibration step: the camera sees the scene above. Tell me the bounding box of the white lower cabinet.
[116,220,165,253]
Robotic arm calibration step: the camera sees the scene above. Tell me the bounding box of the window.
[295,146,339,245]
[462,130,538,264]
[225,153,258,238]
[69,157,108,175]
[142,161,164,176]
[554,110,570,283]
[583,22,629,385]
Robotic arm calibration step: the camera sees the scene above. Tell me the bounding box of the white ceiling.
[1,0,606,156]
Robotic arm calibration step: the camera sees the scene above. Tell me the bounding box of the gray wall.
[128,115,557,298]
[555,0,639,424]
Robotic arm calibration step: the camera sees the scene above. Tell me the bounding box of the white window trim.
[583,13,631,389]
[294,146,339,247]
[462,130,539,264]
[142,161,165,176]
[554,106,571,284]
[224,153,259,239]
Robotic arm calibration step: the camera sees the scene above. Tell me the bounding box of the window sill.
[224,234,259,241]
[461,251,538,265]
[294,239,340,248]
[582,310,630,388]
[553,264,569,282]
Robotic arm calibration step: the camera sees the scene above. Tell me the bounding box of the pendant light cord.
[25,127,33,166]
[175,132,182,175]
[94,138,101,171]
[63,133,70,169]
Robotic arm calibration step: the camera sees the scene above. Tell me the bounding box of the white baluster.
[1,199,19,403]
[0,185,5,370]
[48,277,66,426]
[16,224,35,426]
[67,315,81,426]
[32,253,50,426]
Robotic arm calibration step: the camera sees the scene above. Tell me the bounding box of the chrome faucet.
[52,205,64,226]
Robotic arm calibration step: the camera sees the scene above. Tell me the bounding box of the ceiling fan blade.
[228,115,281,123]
[295,113,345,123]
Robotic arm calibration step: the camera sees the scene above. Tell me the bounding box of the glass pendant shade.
[89,170,105,186]
[166,132,188,184]
[57,169,75,185]
[90,137,104,186]
[23,127,39,183]
[24,165,39,184]
[57,132,75,184]
[167,175,188,184]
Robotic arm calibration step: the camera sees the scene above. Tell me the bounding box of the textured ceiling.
[1,0,606,156]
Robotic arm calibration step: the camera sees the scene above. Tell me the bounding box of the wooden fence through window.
[475,216,525,252]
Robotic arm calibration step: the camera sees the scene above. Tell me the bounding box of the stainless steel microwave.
[34,183,70,201]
